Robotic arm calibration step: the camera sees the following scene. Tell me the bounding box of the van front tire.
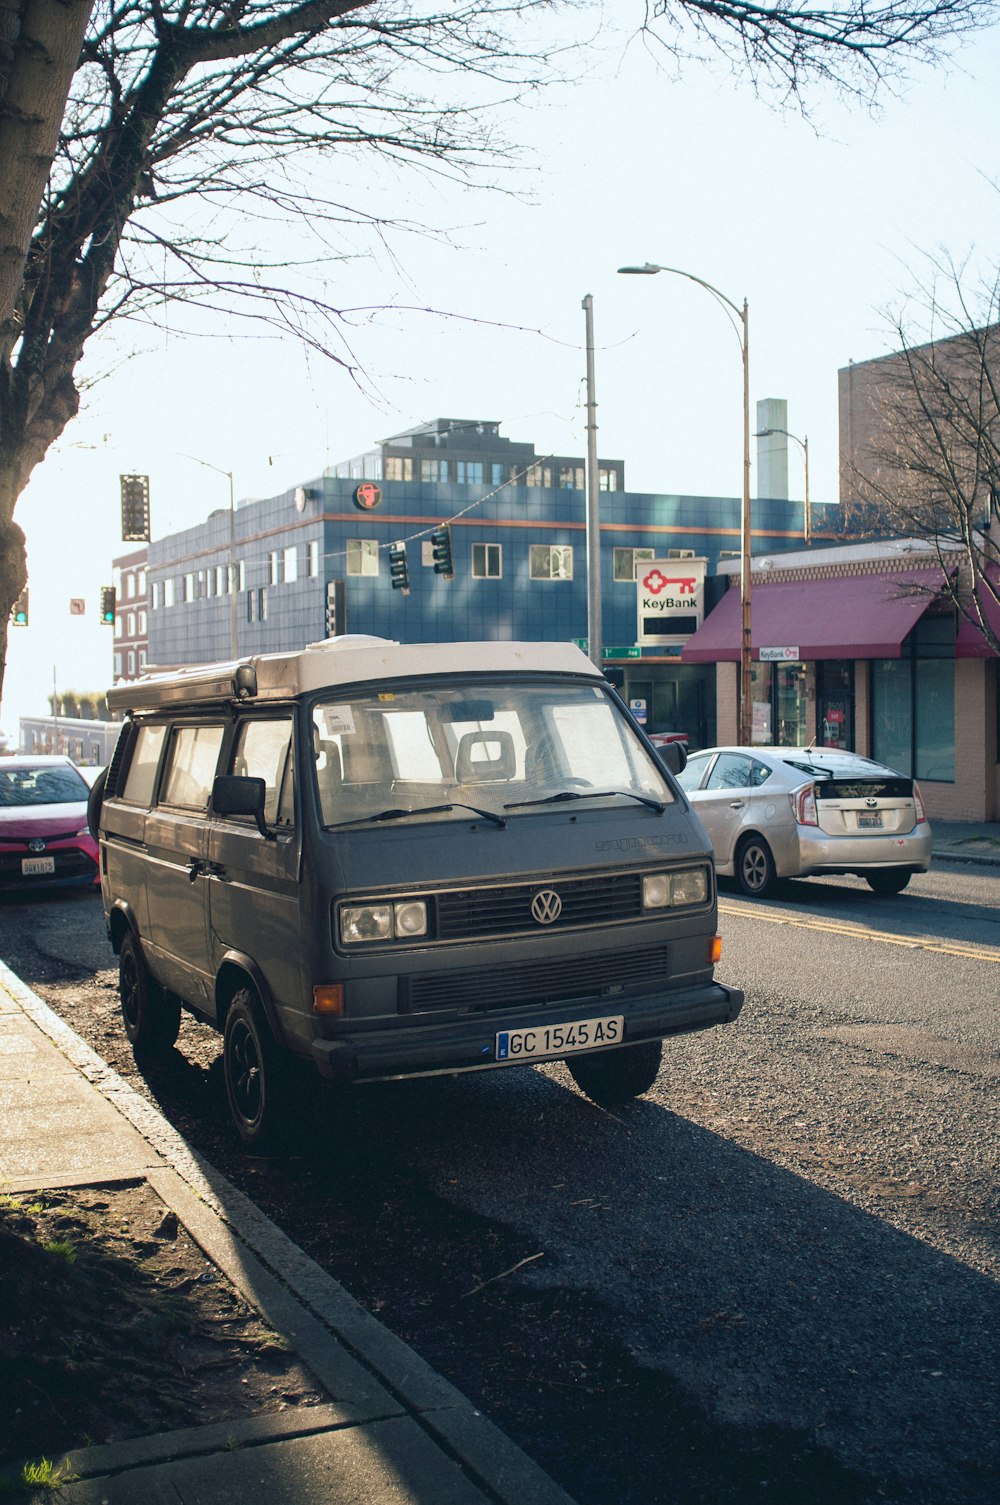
[119,931,181,1057]
[566,1040,663,1108]
[224,990,293,1149]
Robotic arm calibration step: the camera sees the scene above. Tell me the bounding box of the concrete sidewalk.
[0,960,576,1505]
[931,817,1000,866]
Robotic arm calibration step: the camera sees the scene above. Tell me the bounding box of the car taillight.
[790,782,818,826]
[913,782,927,822]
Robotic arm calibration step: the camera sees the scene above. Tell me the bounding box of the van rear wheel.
[119,931,181,1057]
[224,990,294,1149]
[566,1040,663,1108]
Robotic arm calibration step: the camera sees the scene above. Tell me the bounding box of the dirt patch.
[0,1179,325,1480]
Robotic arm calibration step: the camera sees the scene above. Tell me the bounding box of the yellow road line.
[717,902,1000,965]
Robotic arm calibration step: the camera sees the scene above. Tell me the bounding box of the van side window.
[231,718,294,827]
[162,725,225,809]
[122,724,167,805]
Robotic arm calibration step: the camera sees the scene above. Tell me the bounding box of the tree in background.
[1,0,996,700]
[841,253,1000,655]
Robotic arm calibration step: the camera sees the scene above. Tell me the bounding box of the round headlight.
[394,900,428,937]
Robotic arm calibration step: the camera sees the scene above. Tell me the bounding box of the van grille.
[436,871,643,940]
[404,945,670,1015]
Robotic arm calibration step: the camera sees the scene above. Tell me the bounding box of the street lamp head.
[617,263,662,275]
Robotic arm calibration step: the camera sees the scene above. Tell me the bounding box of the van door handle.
[188,859,204,882]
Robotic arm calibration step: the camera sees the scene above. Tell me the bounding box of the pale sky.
[6,8,1000,737]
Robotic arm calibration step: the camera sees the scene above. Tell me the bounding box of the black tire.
[119,930,181,1056]
[566,1040,663,1108]
[865,868,912,895]
[223,989,294,1149]
[736,834,776,898]
[87,767,107,841]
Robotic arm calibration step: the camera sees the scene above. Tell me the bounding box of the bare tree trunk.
[0,0,96,336]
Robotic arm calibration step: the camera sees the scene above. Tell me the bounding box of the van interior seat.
[454,730,516,783]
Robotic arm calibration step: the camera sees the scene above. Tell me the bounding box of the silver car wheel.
[737,836,775,898]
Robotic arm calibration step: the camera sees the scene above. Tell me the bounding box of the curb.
[932,848,1000,868]
[0,959,575,1505]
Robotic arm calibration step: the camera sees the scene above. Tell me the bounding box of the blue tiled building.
[146,419,824,748]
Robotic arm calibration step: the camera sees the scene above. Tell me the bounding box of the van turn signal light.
[312,984,345,1016]
[708,935,722,965]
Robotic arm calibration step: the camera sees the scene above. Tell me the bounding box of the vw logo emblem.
[531,889,562,925]
[27,838,46,853]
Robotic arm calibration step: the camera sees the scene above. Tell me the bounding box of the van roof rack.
[107,639,601,714]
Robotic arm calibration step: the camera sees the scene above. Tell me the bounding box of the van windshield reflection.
[312,681,673,828]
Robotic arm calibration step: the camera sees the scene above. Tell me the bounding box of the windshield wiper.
[504,789,666,814]
[333,802,506,829]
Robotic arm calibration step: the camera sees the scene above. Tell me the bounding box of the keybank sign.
[637,558,707,647]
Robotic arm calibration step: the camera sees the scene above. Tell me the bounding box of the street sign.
[603,646,640,658]
[69,598,86,615]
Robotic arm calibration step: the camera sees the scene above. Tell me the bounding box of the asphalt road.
[2,861,998,1505]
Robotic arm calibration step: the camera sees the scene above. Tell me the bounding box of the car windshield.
[0,764,90,807]
[311,680,674,827]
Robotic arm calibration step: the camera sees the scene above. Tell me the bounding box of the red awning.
[681,568,946,663]
[955,566,1000,658]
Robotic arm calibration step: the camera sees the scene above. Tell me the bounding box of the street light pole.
[756,427,810,545]
[582,294,603,670]
[181,454,239,659]
[619,263,753,744]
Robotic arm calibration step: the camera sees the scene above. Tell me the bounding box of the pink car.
[0,756,100,892]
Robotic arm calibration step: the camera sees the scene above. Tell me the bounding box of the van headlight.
[642,868,708,910]
[340,900,428,944]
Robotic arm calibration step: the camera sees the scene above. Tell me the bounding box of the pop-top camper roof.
[106,638,603,714]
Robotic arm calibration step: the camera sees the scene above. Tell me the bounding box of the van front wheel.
[224,991,293,1149]
[119,932,180,1057]
[566,1040,663,1108]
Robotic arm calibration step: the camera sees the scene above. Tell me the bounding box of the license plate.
[857,812,883,829]
[496,1014,624,1063]
[21,856,55,876]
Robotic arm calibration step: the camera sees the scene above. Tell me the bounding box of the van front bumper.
[310,980,743,1084]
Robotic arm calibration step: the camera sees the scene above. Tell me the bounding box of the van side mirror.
[212,775,275,840]
[657,742,687,777]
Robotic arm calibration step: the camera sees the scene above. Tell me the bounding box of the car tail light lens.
[913,782,927,822]
[790,783,818,826]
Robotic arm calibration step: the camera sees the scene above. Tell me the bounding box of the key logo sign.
[637,558,707,646]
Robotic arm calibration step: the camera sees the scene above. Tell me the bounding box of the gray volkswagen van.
[96,637,742,1144]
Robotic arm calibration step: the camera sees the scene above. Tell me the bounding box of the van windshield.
[311,681,673,828]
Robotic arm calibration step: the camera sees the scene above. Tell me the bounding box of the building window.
[472,543,502,579]
[525,464,553,488]
[247,588,267,622]
[183,573,195,602]
[718,551,741,560]
[125,573,136,599]
[137,569,146,594]
[559,465,585,490]
[113,652,122,677]
[151,581,161,609]
[420,458,449,483]
[284,545,298,583]
[127,650,135,676]
[614,547,654,582]
[139,649,147,669]
[385,456,414,481]
[668,548,696,559]
[598,466,620,492]
[216,565,228,595]
[307,540,319,577]
[347,539,380,577]
[164,578,175,607]
[238,560,246,590]
[530,544,573,580]
[138,609,147,634]
[817,661,854,751]
[268,550,281,585]
[491,464,506,485]
[455,461,483,484]
[872,616,955,782]
[126,611,136,636]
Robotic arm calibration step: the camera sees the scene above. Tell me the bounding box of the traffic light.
[430,526,453,577]
[120,474,151,542]
[10,587,29,626]
[388,541,410,595]
[99,586,116,625]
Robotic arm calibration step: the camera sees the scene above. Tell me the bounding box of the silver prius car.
[676,746,933,898]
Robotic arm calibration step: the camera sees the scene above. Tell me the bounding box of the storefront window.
[817,661,854,750]
[872,616,955,781]
[748,662,807,745]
